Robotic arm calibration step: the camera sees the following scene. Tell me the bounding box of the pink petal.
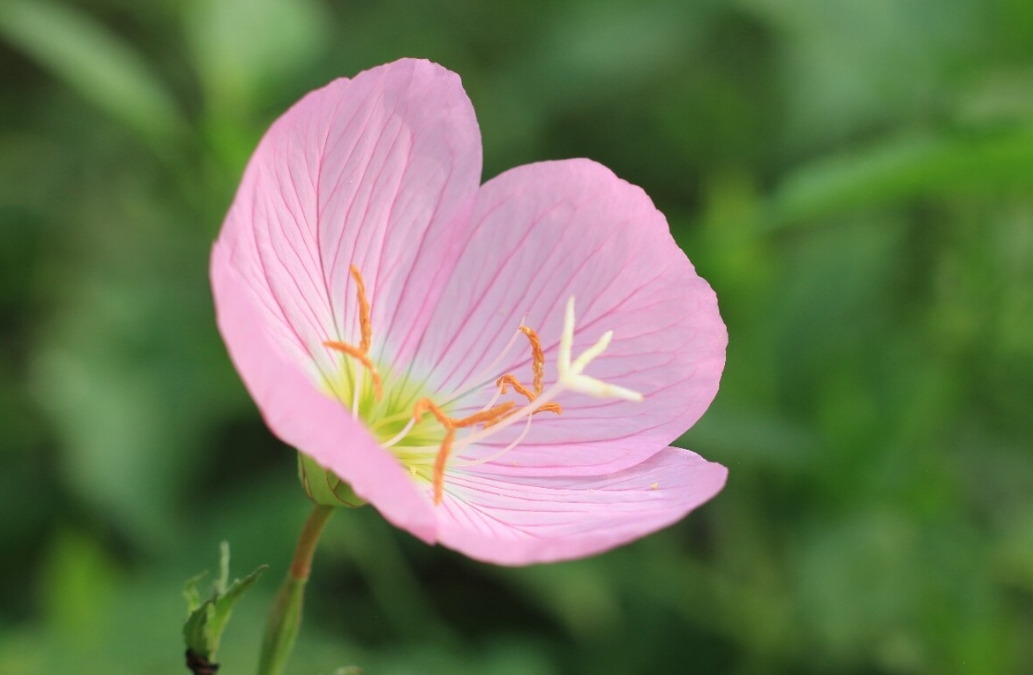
[412,159,727,477]
[435,447,728,565]
[214,58,482,381]
[211,248,437,541]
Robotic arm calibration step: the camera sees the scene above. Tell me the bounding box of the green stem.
[256,504,334,675]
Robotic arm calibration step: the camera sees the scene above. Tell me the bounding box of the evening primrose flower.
[211,58,727,565]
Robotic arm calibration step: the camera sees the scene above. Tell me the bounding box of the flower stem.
[256,504,334,675]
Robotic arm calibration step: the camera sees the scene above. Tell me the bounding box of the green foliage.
[1,0,1032,673]
[0,0,186,150]
[769,125,1033,227]
[183,542,267,662]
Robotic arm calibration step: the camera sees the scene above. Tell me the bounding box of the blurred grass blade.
[769,125,1033,227]
[185,0,329,116]
[0,0,187,149]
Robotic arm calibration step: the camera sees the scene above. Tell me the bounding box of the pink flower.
[211,58,727,565]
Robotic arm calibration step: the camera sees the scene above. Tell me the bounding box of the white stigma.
[556,297,644,402]
[440,295,645,461]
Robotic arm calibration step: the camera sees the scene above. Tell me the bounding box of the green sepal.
[183,541,267,662]
[298,453,367,508]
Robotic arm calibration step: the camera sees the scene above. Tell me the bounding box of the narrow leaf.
[0,0,187,147]
[768,125,1033,227]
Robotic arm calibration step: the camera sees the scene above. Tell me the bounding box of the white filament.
[456,413,535,468]
[381,416,417,449]
[467,319,527,388]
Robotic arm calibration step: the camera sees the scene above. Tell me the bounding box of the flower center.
[323,268,643,506]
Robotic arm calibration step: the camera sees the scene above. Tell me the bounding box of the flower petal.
[435,447,727,565]
[415,159,727,476]
[211,248,437,542]
[214,58,482,381]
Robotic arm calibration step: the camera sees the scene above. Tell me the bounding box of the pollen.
[494,326,563,417]
[496,373,533,401]
[323,266,382,400]
[350,265,372,354]
[520,325,545,395]
[414,398,516,504]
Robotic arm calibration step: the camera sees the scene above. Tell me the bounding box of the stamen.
[497,373,534,402]
[493,324,563,420]
[324,341,383,399]
[476,385,504,414]
[432,429,455,505]
[452,402,516,428]
[350,265,372,354]
[413,397,516,504]
[519,325,546,395]
[467,319,528,387]
[413,398,515,429]
[412,398,452,427]
[458,413,535,468]
[455,381,567,451]
[381,416,418,449]
[457,295,644,450]
[495,375,562,418]
[407,297,642,506]
[322,266,382,408]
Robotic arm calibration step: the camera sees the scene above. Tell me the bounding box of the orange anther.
[536,402,563,415]
[494,325,560,420]
[496,374,534,403]
[323,267,380,401]
[412,398,453,427]
[432,429,455,505]
[519,325,546,396]
[495,326,548,403]
[350,265,372,354]
[324,340,383,399]
[453,402,515,429]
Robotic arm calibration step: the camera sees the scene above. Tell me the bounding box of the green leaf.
[0,0,186,148]
[182,570,207,614]
[768,125,1033,227]
[183,542,268,662]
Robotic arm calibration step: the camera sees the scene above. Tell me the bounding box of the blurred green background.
[2,0,1033,673]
